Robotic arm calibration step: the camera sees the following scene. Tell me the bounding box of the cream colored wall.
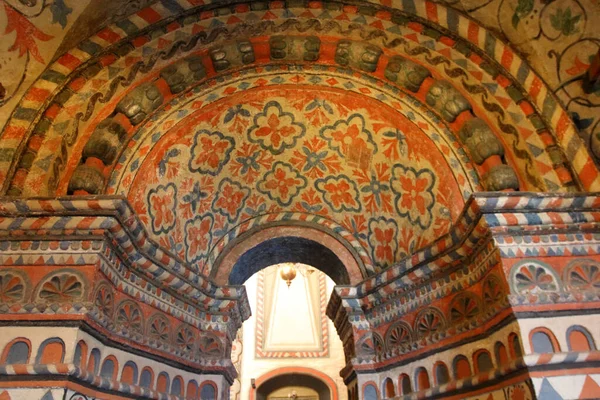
[268,386,319,398]
[238,268,347,400]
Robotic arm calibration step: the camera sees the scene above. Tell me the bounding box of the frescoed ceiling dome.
[124,83,465,274]
[1,0,598,283]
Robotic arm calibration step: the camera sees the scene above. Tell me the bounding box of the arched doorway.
[250,367,339,400]
[231,257,349,399]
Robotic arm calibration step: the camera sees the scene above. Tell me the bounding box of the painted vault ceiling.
[0,0,599,279]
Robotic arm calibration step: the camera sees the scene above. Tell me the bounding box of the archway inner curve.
[230,236,350,285]
[254,371,337,400]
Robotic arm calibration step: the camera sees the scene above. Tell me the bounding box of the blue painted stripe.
[446,9,459,32]
[572,196,587,208]
[524,213,542,225]
[14,202,30,213]
[484,214,500,227]
[63,200,78,211]
[402,0,416,14]
[542,95,558,121]
[115,19,140,35]
[13,107,38,121]
[484,33,496,58]
[78,40,104,56]
[516,62,530,84]
[39,69,67,85]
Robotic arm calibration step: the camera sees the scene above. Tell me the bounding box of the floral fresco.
[127,86,465,271]
[448,0,600,165]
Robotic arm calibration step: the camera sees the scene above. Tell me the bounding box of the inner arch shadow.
[229,236,350,285]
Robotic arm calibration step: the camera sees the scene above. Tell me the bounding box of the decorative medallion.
[38,272,84,302]
[93,282,114,317]
[248,101,305,154]
[147,314,171,344]
[449,292,481,324]
[175,324,197,353]
[414,307,446,338]
[385,321,413,350]
[512,262,560,294]
[115,301,144,335]
[188,129,235,176]
[483,274,505,309]
[198,333,223,358]
[565,260,600,291]
[0,272,26,305]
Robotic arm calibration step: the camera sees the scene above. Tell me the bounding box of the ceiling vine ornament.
[0,0,598,277]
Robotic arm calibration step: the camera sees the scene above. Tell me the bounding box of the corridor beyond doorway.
[232,264,345,400]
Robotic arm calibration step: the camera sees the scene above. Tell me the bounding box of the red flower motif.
[331,123,367,152]
[321,114,375,169]
[323,180,355,209]
[263,166,300,200]
[189,130,234,175]
[153,196,174,229]
[148,184,177,234]
[249,101,305,152]
[187,218,212,258]
[399,175,429,214]
[374,227,394,261]
[255,113,297,149]
[214,182,246,217]
[3,3,53,63]
[258,162,307,207]
[195,136,231,169]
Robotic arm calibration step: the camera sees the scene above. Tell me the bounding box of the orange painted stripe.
[554,111,571,140]
[97,28,122,43]
[44,103,62,120]
[57,53,82,70]
[501,47,514,69]
[528,76,542,103]
[132,35,150,48]
[24,87,51,102]
[503,214,519,225]
[30,216,50,230]
[425,1,438,23]
[2,124,26,140]
[578,158,600,190]
[467,22,479,45]
[137,7,162,24]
